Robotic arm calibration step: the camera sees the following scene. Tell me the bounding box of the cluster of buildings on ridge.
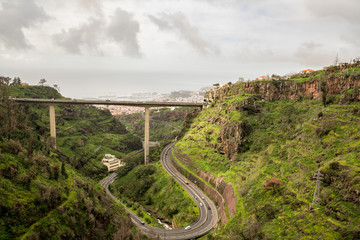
[255,69,315,81]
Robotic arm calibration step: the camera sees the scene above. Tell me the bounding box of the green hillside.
[0,79,145,239]
[8,84,142,181]
[117,107,193,143]
[175,65,360,239]
[54,105,141,181]
[111,154,199,228]
[8,85,64,99]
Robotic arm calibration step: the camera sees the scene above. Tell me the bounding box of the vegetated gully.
[100,142,218,239]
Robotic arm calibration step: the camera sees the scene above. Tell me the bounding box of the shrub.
[350,71,360,80]
[256,204,277,221]
[1,139,23,154]
[238,216,264,240]
[352,107,360,115]
[329,162,340,171]
[263,177,284,193]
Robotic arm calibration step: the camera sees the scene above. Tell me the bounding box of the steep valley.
[1,61,360,240]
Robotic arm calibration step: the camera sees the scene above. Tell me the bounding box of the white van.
[200,202,203,207]
[185,225,191,230]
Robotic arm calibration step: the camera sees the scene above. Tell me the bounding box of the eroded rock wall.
[206,78,360,104]
[205,62,360,104]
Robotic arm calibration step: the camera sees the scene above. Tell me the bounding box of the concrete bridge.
[12,98,203,164]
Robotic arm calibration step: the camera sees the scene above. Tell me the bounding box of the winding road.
[99,142,218,239]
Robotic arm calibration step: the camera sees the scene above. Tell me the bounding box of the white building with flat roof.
[102,154,125,172]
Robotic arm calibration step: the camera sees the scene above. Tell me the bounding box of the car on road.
[185,225,191,230]
[184,180,189,185]
[140,221,145,225]
[200,202,203,207]
[207,206,211,210]
[201,196,204,200]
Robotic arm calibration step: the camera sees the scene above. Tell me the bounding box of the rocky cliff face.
[205,62,360,104]
[216,97,258,161]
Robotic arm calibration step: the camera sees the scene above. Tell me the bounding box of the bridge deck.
[12,98,203,108]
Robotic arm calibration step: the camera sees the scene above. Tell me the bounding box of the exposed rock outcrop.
[204,62,360,104]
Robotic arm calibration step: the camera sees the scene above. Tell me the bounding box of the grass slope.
[177,96,360,239]
[111,158,199,228]
[1,82,145,239]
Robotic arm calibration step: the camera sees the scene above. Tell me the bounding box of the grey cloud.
[304,0,360,23]
[236,46,290,63]
[107,9,141,58]
[0,0,49,50]
[341,28,360,47]
[54,8,141,57]
[148,15,172,30]
[76,0,100,9]
[75,0,103,15]
[148,12,220,55]
[54,18,104,54]
[295,42,333,67]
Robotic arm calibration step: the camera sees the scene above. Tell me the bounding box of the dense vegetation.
[175,67,360,239]
[117,107,193,143]
[55,105,142,181]
[112,153,199,228]
[113,109,200,229]
[7,84,142,181]
[0,78,144,239]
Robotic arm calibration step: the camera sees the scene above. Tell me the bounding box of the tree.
[61,162,68,179]
[0,76,11,86]
[10,77,21,86]
[39,78,46,86]
[53,84,60,92]
[263,177,284,193]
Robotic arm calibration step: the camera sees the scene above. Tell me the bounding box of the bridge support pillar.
[144,107,150,165]
[49,105,56,149]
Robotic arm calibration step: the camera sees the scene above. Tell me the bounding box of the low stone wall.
[172,147,237,225]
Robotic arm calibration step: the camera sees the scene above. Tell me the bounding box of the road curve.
[100,142,218,239]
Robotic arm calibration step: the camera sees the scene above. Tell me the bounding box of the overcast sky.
[1,0,359,98]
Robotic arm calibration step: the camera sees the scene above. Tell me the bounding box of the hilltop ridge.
[206,61,360,104]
